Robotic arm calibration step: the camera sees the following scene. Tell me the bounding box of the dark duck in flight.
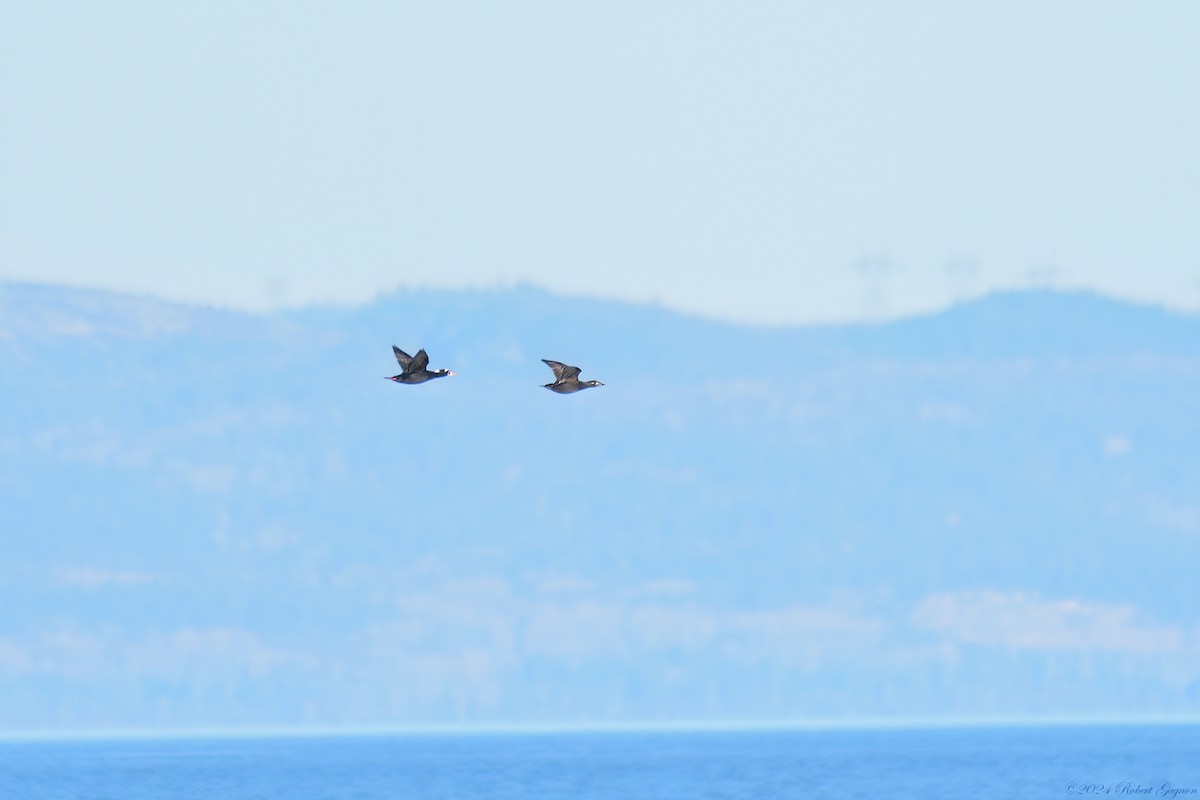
[542,359,604,393]
[387,346,455,384]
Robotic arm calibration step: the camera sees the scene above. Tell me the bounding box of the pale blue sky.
[3,1,1198,324]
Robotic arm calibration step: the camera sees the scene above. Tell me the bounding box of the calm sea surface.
[1,724,1198,799]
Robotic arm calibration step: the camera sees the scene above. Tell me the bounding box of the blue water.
[1,724,1198,799]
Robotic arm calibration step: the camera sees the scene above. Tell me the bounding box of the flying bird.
[386,346,455,384]
[542,359,604,393]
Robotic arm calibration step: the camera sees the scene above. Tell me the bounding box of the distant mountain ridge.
[2,281,1198,732]
[5,279,1195,356]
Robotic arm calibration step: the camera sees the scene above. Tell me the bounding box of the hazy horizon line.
[3,276,1193,330]
[5,714,1200,744]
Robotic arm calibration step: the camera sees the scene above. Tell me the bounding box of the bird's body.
[542,359,604,393]
[387,346,455,384]
[543,380,595,394]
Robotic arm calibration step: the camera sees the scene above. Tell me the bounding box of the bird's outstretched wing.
[542,359,580,382]
[393,346,414,372]
[410,349,430,373]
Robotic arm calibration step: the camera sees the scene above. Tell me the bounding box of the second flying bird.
[541,359,604,394]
